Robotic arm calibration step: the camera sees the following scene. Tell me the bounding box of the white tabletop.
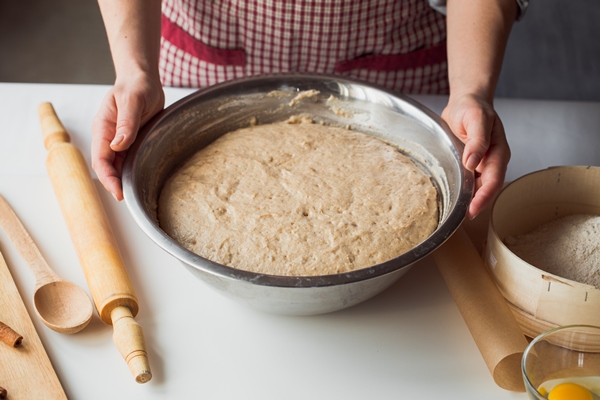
[1,82,599,400]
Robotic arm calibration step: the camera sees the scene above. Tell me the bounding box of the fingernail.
[468,206,478,220]
[466,154,479,171]
[111,134,125,147]
[111,191,119,201]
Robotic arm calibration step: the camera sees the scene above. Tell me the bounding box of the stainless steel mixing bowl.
[122,73,473,315]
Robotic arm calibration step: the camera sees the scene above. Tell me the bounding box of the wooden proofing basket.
[484,166,600,350]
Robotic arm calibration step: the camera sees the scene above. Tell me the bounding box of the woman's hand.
[442,93,510,220]
[91,73,164,201]
[443,0,518,220]
[94,0,163,200]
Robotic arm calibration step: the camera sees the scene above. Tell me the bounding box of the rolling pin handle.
[111,306,152,383]
[38,102,71,149]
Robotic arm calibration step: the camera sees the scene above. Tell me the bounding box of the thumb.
[461,113,494,172]
[110,95,145,152]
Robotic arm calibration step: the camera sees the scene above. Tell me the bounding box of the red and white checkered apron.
[160,0,448,94]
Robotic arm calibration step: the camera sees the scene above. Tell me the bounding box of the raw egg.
[548,383,592,400]
[538,376,600,399]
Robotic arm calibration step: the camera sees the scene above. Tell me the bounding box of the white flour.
[505,214,600,288]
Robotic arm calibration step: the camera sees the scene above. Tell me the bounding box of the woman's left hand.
[441,93,511,220]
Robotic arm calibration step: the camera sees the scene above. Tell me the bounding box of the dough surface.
[158,121,439,276]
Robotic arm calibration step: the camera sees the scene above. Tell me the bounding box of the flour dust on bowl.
[122,73,473,315]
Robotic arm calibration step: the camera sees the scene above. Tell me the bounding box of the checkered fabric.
[160,0,448,94]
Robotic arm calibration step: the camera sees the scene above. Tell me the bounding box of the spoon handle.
[0,195,60,286]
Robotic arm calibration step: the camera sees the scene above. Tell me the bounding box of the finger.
[467,145,509,219]
[92,135,124,201]
[110,94,145,152]
[91,150,124,201]
[99,168,124,202]
[112,150,127,179]
[468,174,497,220]
[461,109,494,172]
[92,101,124,201]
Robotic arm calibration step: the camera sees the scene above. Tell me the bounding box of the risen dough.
[158,121,438,276]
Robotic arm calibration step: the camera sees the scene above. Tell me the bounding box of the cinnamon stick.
[0,320,23,347]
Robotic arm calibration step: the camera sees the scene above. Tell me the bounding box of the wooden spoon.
[0,195,93,334]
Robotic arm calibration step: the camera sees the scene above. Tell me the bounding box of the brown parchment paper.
[432,226,528,392]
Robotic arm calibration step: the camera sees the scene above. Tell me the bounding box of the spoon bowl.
[0,195,94,334]
[34,280,93,334]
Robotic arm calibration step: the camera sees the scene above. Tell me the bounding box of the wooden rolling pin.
[38,102,151,383]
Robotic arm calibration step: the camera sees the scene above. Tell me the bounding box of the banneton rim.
[121,73,473,314]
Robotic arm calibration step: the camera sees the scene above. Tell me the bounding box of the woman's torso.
[160,0,448,93]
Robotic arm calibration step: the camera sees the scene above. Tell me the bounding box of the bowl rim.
[122,72,473,288]
[521,324,600,398]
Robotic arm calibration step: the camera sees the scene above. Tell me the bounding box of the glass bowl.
[522,325,600,399]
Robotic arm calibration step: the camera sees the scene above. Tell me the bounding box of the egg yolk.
[547,383,593,400]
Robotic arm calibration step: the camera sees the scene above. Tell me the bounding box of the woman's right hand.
[91,72,165,201]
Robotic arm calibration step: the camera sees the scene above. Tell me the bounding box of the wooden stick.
[0,320,22,347]
[38,102,152,383]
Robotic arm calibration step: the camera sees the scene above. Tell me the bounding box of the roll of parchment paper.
[432,226,528,392]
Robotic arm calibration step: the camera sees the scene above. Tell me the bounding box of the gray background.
[1,0,599,102]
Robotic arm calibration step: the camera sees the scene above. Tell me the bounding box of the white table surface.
[1,82,599,400]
